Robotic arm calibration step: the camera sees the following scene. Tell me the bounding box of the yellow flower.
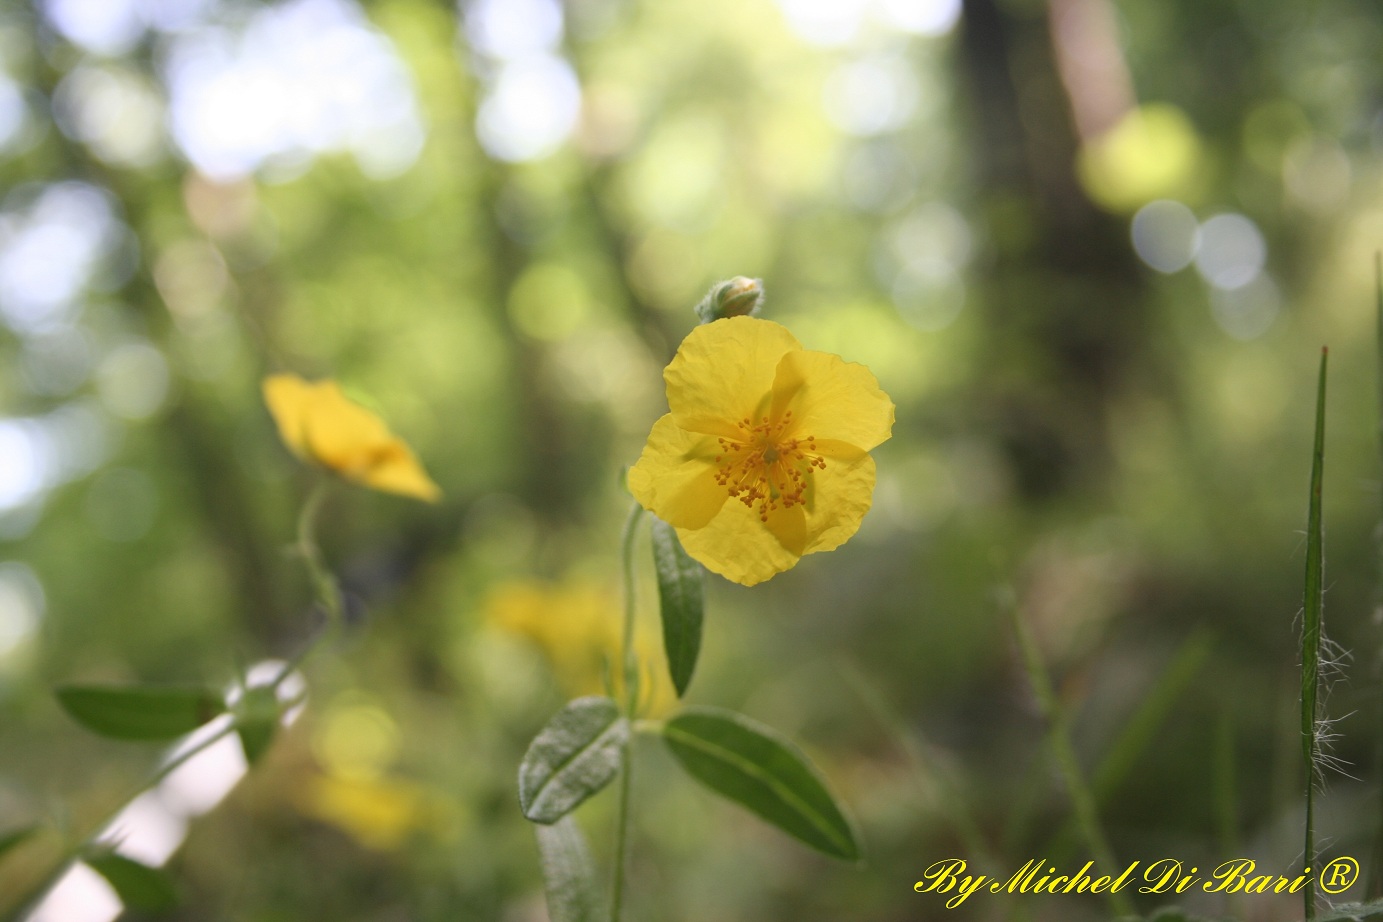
[628,317,893,586]
[262,373,441,502]
[485,579,676,716]
[296,773,450,851]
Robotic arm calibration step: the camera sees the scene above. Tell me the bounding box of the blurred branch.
[958,0,1148,502]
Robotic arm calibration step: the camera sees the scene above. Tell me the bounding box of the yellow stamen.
[712,409,825,521]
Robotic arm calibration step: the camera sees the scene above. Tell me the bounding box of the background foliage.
[1,0,1382,919]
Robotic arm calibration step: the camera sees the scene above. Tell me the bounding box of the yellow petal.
[664,317,802,437]
[675,498,801,586]
[627,414,729,529]
[262,374,441,502]
[262,373,318,459]
[770,349,894,451]
[798,440,876,554]
[298,380,397,469]
[357,444,444,503]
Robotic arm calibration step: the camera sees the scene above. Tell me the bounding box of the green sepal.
[56,684,226,742]
[519,697,628,824]
[663,707,860,860]
[650,517,704,697]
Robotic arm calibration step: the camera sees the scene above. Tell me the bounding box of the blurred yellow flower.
[262,373,440,502]
[628,317,893,586]
[485,579,674,716]
[297,773,445,851]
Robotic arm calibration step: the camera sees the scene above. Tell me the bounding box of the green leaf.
[235,684,282,764]
[651,517,704,697]
[535,816,604,922]
[56,685,226,742]
[519,697,628,824]
[0,825,37,862]
[1316,900,1383,922]
[1301,347,1327,919]
[86,853,178,913]
[662,707,859,860]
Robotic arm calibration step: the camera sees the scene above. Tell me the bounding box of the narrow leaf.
[235,685,281,764]
[651,517,704,697]
[519,697,628,824]
[1303,348,1328,763]
[86,853,178,913]
[0,825,37,861]
[663,707,859,860]
[56,685,226,742]
[535,816,604,922]
[1302,347,1328,922]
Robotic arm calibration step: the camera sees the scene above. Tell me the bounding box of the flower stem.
[1007,599,1132,919]
[264,481,341,692]
[610,501,645,922]
[297,480,343,625]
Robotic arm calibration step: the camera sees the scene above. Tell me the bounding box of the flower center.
[713,410,827,522]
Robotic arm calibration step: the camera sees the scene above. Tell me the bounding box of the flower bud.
[695,276,764,324]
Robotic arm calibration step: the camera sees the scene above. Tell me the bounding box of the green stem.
[1007,602,1132,919]
[256,483,340,695]
[296,480,343,626]
[610,501,644,922]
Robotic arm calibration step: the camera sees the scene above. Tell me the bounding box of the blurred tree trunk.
[958,0,1147,501]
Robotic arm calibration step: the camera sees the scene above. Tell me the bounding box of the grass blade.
[1303,346,1328,921]
[1043,627,1213,863]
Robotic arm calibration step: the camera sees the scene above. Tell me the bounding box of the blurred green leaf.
[650,517,704,697]
[86,853,178,913]
[56,685,226,742]
[235,684,282,765]
[0,825,37,862]
[519,696,628,824]
[1311,901,1383,922]
[535,816,604,922]
[662,707,859,860]
[1313,902,1383,922]
[1137,908,1233,922]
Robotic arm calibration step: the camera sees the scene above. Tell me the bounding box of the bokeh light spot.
[1131,199,1199,273]
[97,342,171,420]
[0,561,44,660]
[1194,213,1266,291]
[1210,274,1280,341]
[475,55,581,162]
